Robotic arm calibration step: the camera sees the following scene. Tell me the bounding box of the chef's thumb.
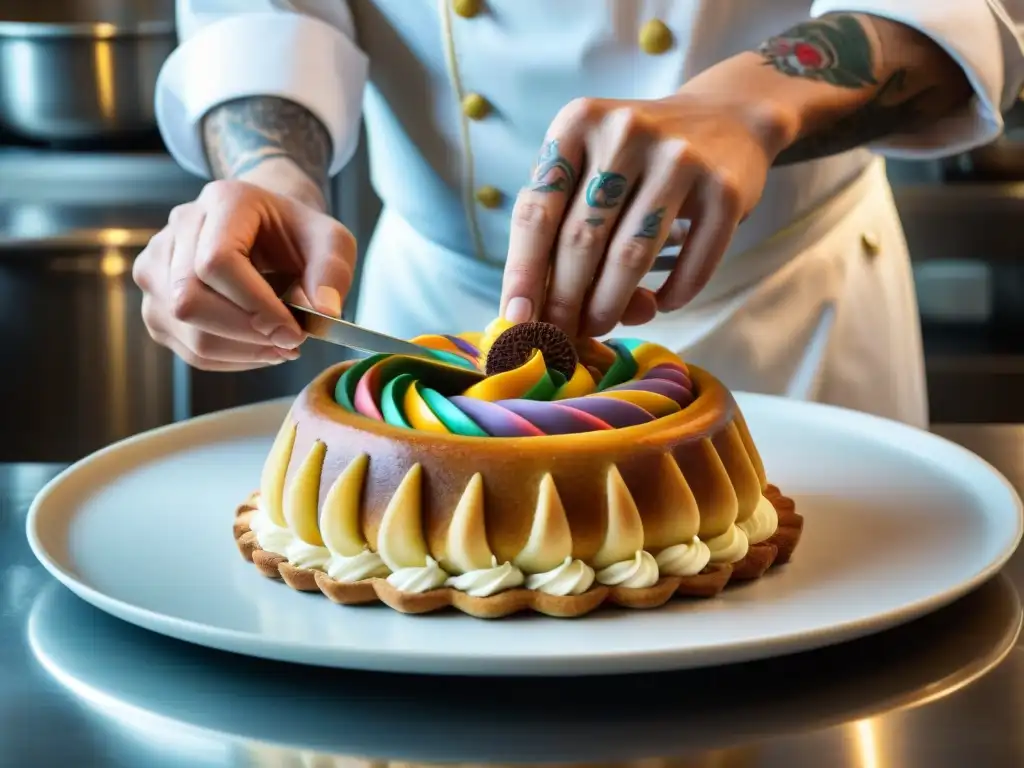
[302,230,356,318]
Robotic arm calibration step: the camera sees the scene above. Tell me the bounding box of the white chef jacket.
[155,0,1024,429]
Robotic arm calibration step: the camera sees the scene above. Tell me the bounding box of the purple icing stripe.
[495,399,612,435]
[449,396,544,437]
[443,335,480,358]
[607,378,693,406]
[557,396,655,428]
[644,364,692,390]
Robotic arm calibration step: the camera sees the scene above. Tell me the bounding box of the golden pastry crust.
[232,485,803,619]
[266,362,766,565]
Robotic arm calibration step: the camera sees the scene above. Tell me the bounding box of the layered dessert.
[234,318,803,618]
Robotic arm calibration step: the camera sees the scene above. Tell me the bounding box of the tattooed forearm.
[774,70,933,165]
[755,13,971,166]
[201,96,332,194]
[758,15,876,89]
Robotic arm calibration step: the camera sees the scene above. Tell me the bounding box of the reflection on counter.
[22,574,1022,767]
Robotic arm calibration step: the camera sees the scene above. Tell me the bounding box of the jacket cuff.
[155,12,368,178]
[809,0,1005,157]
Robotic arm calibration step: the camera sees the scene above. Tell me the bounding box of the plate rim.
[26,394,1024,675]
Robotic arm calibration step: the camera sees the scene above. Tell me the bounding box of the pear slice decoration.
[283,440,327,546]
[656,452,700,546]
[320,453,369,557]
[513,473,572,574]
[376,463,429,571]
[713,421,762,524]
[692,438,739,539]
[443,473,494,574]
[590,464,645,569]
[260,419,297,527]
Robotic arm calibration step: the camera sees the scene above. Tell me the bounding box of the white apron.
[356,157,929,431]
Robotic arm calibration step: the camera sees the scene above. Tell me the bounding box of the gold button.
[861,231,881,257]
[452,0,481,18]
[462,92,491,120]
[639,19,673,55]
[475,185,502,208]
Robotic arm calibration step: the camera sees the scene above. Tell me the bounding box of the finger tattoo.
[585,216,605,227]
[528,139,577,193]
[585,171,628,209]
[634,207,666,239]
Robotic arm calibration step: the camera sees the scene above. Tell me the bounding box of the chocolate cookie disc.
[484,322,579,379]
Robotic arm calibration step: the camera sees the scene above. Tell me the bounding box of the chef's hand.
[133,180,355,371]
[500,91,792,338]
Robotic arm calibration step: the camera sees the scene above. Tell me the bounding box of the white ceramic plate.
[27,395,1024,676]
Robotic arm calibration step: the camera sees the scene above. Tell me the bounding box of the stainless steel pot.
[0,0,176,143]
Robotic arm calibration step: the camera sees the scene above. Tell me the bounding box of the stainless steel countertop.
[2,427,1023,768]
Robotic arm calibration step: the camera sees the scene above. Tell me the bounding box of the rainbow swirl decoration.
[334,320,696,438]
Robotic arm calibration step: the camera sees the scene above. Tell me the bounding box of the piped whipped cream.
[249,503,335,570]
[284,540,331,571]
[326,549,390,582]
[706,525,749,564]
[445,556,525,597]
[386,556,449,593]
[738,495,779,544]
[249,504,295,555]
[655,536,712,577]
[596,550,660,588]
[525,557,596,596]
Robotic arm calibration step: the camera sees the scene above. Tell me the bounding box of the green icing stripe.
[419,385,488,436]
[614,338,646,353]
[522,368,565,401]
[335,354,388,409]
[598,341,638,389]
[380,373,415,428]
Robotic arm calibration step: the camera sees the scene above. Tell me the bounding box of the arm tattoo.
[774,70,935,165]
[757,14,954,166]
[634,207,665,239]
[201,96,332,193]
[528,139,577,192]
[758,15,876,89]
[585,171,627,209]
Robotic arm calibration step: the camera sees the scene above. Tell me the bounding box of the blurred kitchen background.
[2,0,1023,463]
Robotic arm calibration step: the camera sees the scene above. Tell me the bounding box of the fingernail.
[265,349,298,365]
[270,326,304,349]
[251,316,280,336]
[315,286,342,317]
[504,297,532,324]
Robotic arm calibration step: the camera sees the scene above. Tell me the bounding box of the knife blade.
[285,302,437,359]
[285,304,487,385]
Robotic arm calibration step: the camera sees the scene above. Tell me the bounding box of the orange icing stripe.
[576,337,618,371]
[409,334,477,362]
